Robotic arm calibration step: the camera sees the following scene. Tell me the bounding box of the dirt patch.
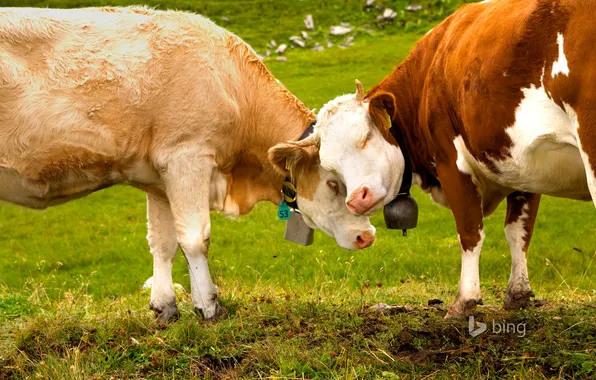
[190,353,245,379]
[17,323,97,360]
[0,358,18,380]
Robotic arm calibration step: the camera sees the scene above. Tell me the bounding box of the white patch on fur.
[457,229,485,301]
[454,136,475,176]
[551,33,570,78]
[497,85,587,197]
[454,85,589,200]
[565,103,596,206]
[504,204,531,294]
[315,93,403,215]
[296,167,375,250]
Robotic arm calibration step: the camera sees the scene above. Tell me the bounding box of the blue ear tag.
[277,201,291,220]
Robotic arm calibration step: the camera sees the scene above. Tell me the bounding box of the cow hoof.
[195,302,225,321]
[504,290,534,310]
[150,302,180,324]
[444,298,482,319]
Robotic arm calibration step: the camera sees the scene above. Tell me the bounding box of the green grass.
[1,0,595,378]
[0,0,466,51]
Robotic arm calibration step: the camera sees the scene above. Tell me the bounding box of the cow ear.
[368,91,397,125]
[268,143,318,176]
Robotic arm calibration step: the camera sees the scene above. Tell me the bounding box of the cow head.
[296,81,404,216]
[268,143,376,250]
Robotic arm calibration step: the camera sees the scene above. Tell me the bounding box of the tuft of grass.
[1,283,595,378]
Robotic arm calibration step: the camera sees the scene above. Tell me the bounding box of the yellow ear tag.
[384,111,392,130]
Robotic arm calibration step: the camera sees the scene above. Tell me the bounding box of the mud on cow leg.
[193,284,225,321]
[162,152,224,321]
[150,300,180,323]
[146,194,181,323]
[445,229,485,319]
[436,159,485,319]
[503,192,540,310]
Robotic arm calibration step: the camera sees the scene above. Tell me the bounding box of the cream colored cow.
[0,7,375,322]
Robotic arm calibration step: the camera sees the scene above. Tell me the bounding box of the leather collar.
[282,121,316,210]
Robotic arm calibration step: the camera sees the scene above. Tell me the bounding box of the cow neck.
[255,80,315,206]
[368,34,444,190]
[233,52,316,209]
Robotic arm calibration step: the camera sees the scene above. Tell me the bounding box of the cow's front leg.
[437,161,485,319]
[162,154,223,321]
[147,194,180,323]
[503,192,540,310]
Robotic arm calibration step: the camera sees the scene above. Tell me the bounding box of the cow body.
[413,0,594,207]
[313,0,595,317]
[0,7,246,212]
[0,7,376,322]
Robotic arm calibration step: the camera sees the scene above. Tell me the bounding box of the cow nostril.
[361,188,368,200]
[357,235,364,244]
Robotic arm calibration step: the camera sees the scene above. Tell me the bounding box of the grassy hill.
[0,0,468,51]
[0,0,595,378]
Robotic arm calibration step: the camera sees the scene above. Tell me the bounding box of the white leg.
[435,161,485,319]
[504,192,540,309]
[445,231,485,319]
[162,153,223,320]
[146,194,180,323]
[459,230,484,300]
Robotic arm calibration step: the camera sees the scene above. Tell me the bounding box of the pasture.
[0,0,595,378]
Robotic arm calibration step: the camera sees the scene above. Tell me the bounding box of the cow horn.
[290,133,320,147]
[355,79,365,101]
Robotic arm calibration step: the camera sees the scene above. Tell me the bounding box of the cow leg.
[574,110,596,208]
[437,161,485,319]
[146,194,180,323]
[503,192,540,310]
[162,154,223,321]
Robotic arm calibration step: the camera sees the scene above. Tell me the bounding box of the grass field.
[1,0,595,378]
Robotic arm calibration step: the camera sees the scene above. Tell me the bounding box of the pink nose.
[355,231,375,249]
[347,186,374,215]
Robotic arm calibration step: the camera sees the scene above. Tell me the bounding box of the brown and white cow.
[0,7,375,323]
[304,0,595,317]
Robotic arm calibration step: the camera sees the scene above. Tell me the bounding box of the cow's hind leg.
[162,153,223,321]
[147,194,180,323]
[437,161,485,319]
[503,192,540,310]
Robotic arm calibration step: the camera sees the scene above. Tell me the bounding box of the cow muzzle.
[354,230,375,249]
[346,185,386,216]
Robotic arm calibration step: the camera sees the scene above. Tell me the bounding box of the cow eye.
[326,180,339,195]
[360,130,373,149]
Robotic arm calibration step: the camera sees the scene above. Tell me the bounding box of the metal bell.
[383,194,418,236]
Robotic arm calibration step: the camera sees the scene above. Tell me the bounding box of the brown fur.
[367,0,592,227]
